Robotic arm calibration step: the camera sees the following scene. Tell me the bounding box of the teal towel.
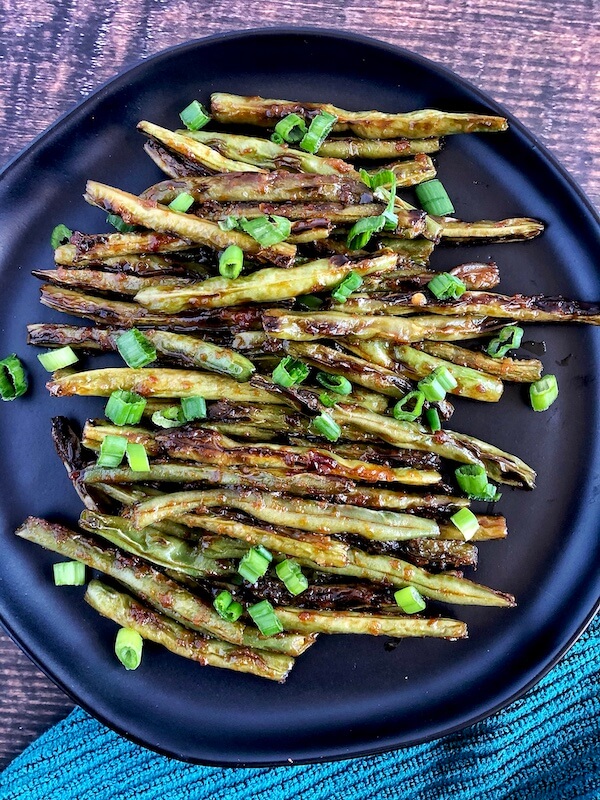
[1,616,598,800]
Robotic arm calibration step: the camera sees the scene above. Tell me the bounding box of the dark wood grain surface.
[0,0,598,770]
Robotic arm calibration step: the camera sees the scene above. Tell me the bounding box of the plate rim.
[0,26,599,767]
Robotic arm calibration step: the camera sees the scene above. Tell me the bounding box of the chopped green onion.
[370,169,396,191]
[37,346,79,372]
[213,590,244,622]
[115,329,157,369]
[297,294,323,310]
[248,600,283,637]
[299,111,338,154]
[238,547,271,585]
[310,412,341,442]
[168,192,195,213]
[275,560,308,596]
[240,215,291,246]
[316,372,352,395]
[218,216,240,231]
[97,434,127,468]
[346,173,398,249]
[433,366,458,391]
[454,464,488,497]
[50,224,72,249]
[105,390,147,426]
[530,374,559,412]
[425,407,441,432]
[0,354,28,401]
[126,442,150,472]
[394,586,426,614]
[219,245,244,279]
[417,372,446,403]
[181,396,207,421]
[415,179,455,216]
[346,215,383,250]
[486,325,524,358]
[255,545,273,563]
[115,628,143,670]
[106,213,136,233]
[472,483,502,502]
[450,507,480,540]
[392,390,425,422]
[179,100,210,131]
[151,406,185,428]
[319,392,338,407]
[53,561,85,586]
[359,168,372,188]
[272,113,307,144]
[272,356,310,388]
[427,272,466,300]
[331,271,363,303]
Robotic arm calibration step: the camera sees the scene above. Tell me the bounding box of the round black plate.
[0,29,598,766]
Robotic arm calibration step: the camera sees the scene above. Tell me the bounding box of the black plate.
[0,29,599,766]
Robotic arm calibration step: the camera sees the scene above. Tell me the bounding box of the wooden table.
[0,1,598,770]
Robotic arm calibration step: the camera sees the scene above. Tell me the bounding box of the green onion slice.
[0,354,28,401]
[50,224,72,249]
[213,590,244,622]
[151,406,185,428]
[425,407,441,433]
[53,561,85,586]
[486,325,524,358]
[319,392,338,407]
[115,627,143,670]
[168,192,195,213]
[181,396,207,421]
[472,483,502,502]
[417,372,446,403]
[37,346,79,373]
[240,215,291,246]
[454,464,488,497]
[450,507,480,540]
[299,111,338,154]
[218,216,240,231]
[248,600,283,637]
[275,560,308,596]
[415,179,455,216]
[331,271,363,303]
[392,390,425,422]
[272,356,310,388]
[179,100,210,131]
[394,586,426,614]
[455,465,500,501]
[427,272,466,300]
[272,113,307,144]
[433,366,458,391]
[219,245,244,279]
[97,434,128,468]
[310,412,341,442]
[297,294,323,310]
[126,442,150,472]
[238,547,272,585]
[115,329,157,369]
[346,172,398,249]
[106,214,136,233]
[530,374,558,412]
[316,372,352,395]
[105,390,147,426]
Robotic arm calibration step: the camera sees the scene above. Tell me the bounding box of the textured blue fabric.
[1,616,599,800]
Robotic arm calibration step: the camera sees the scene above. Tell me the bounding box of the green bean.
[85,580,296,682]
[84,181,297,268]
[210,93,508,138]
